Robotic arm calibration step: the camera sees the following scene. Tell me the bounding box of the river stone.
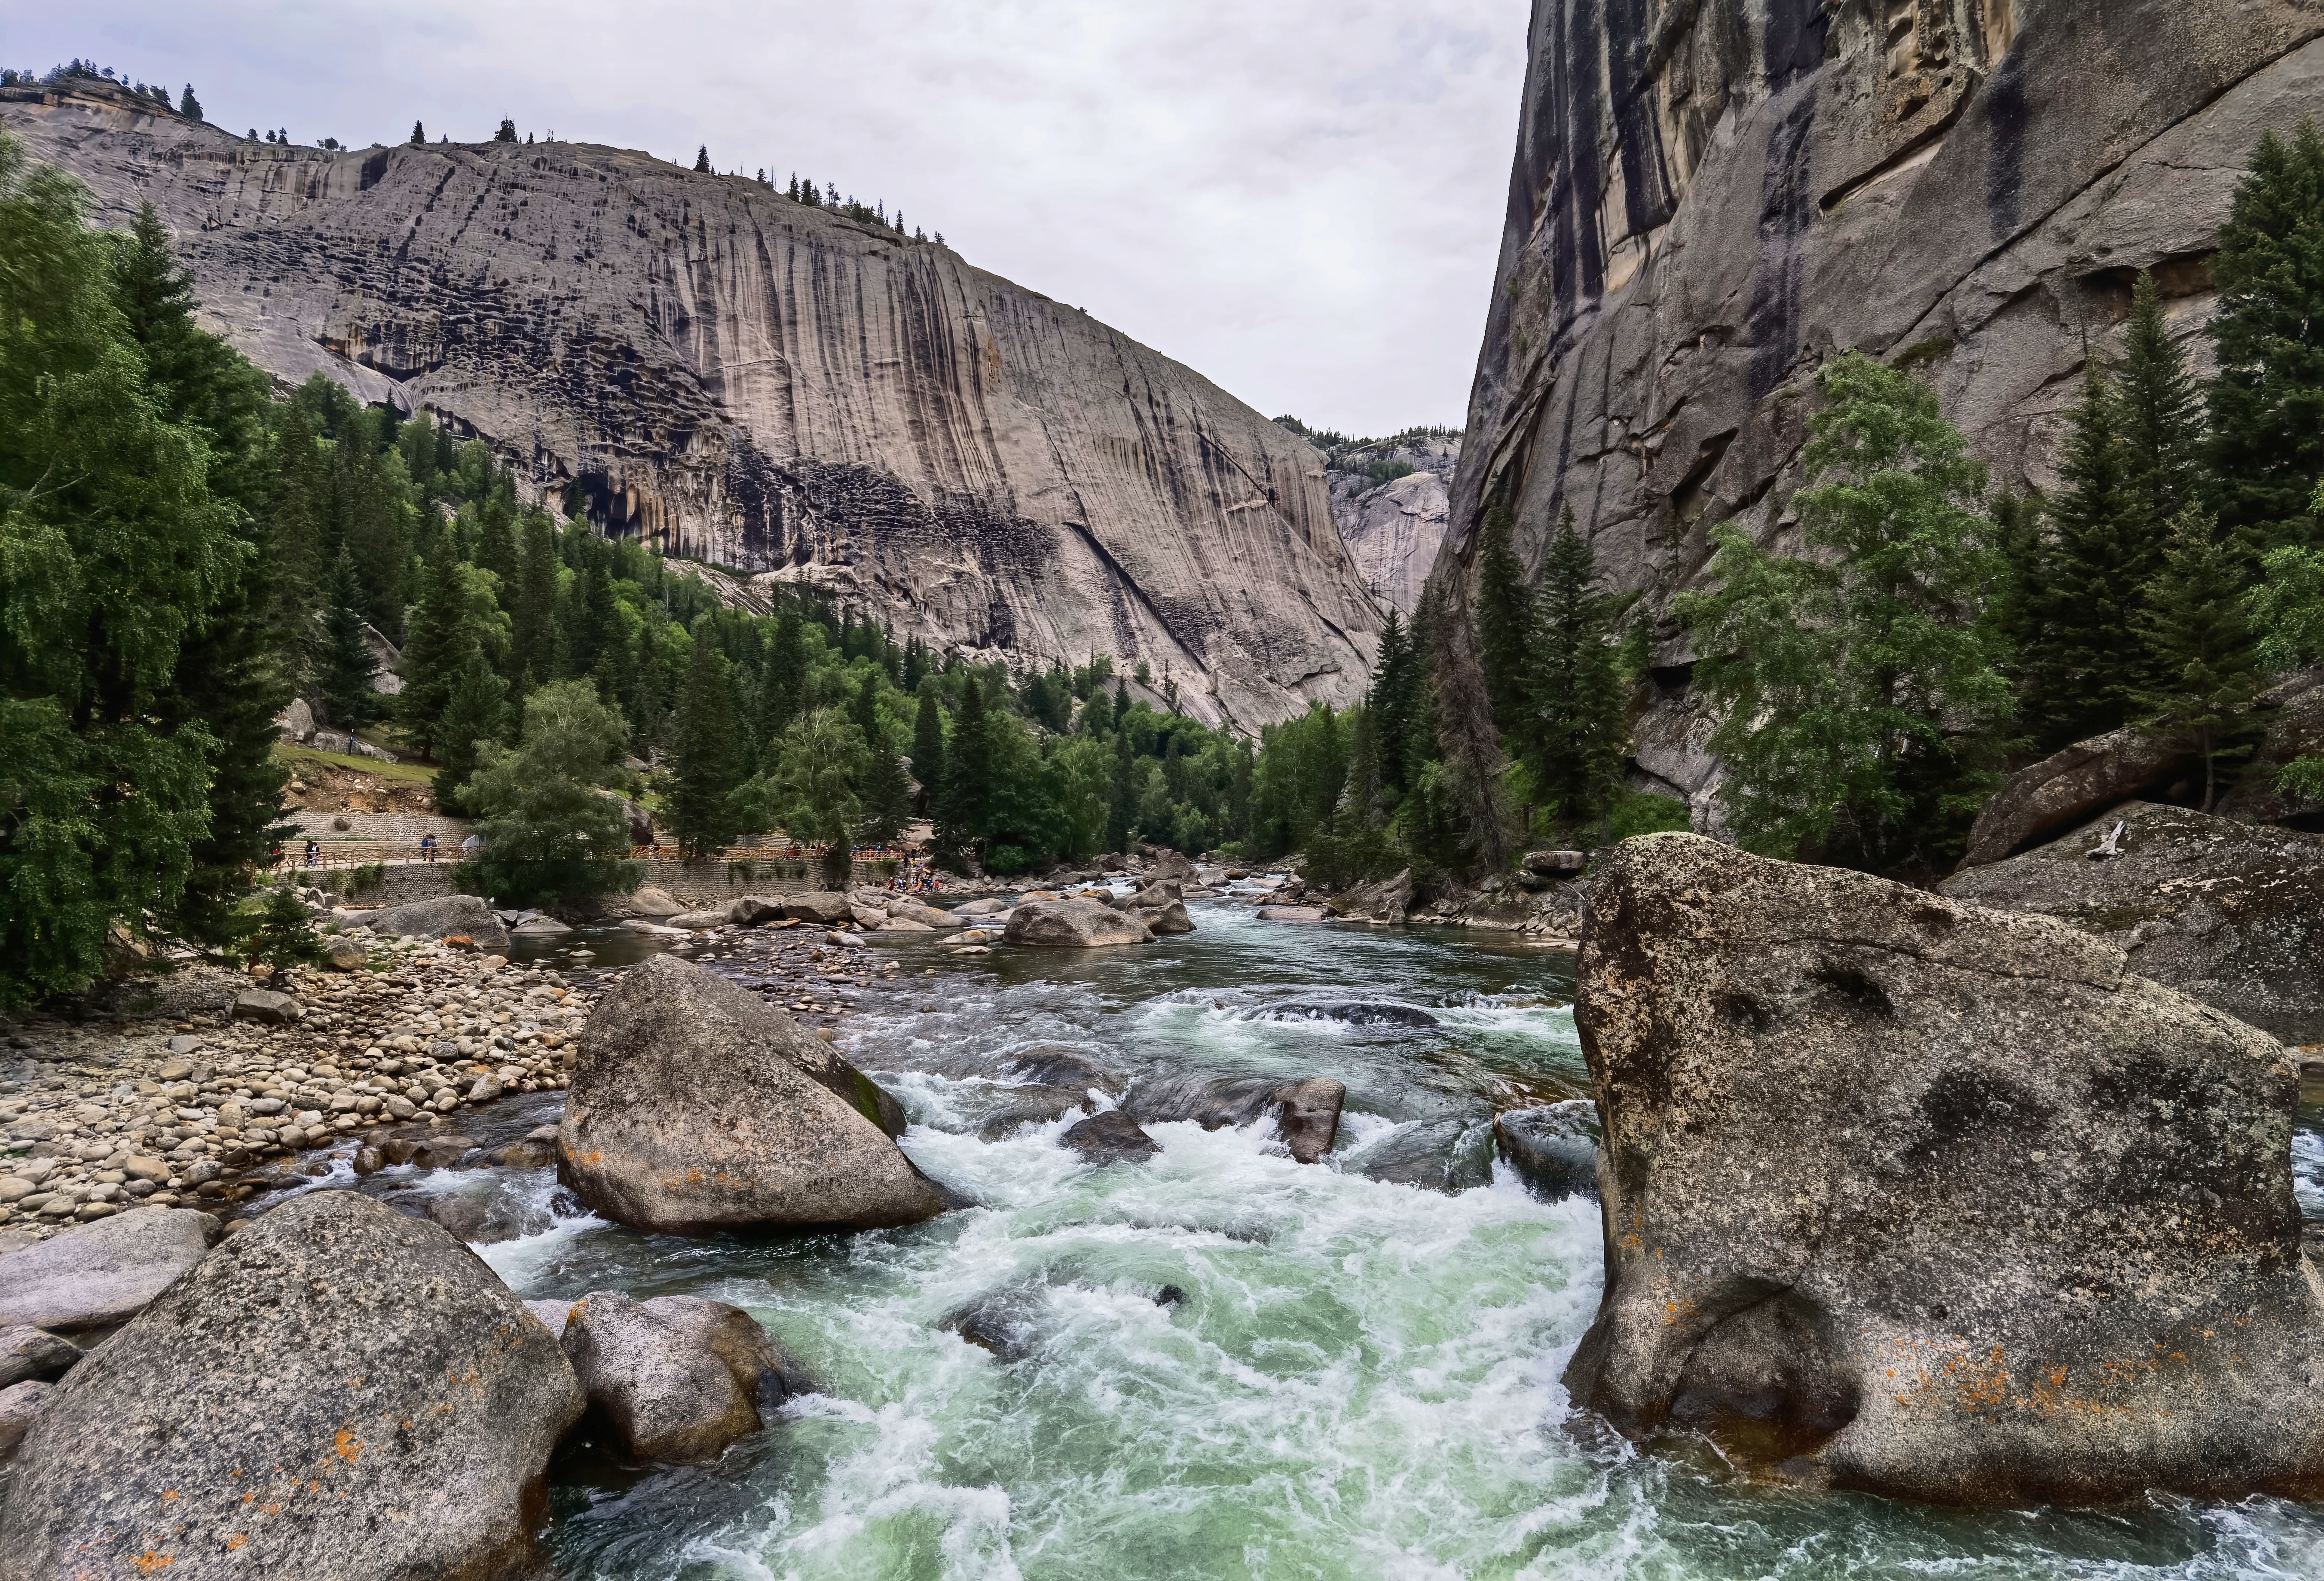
[0,1380,49,1466]
[669,910,730,930]
[1565,831,2324,1505]
[975,1088,1098,1140]
[781,892,853,925]
[1256,905,1329,922]
[232,987,303,1025]
[954,898,1009,917]
[1331,867,1413,924]
[0,1207,221,1331]
[559,953,948,1232]
[512,913,573,936]
[1341,1118,1494,1192]
[357,892,511,951]
[1941,800,2324,1047]
[0,1191,583,1580]
[1272,1078,1345,1164]
[996,1046,1125,1094]
[628,885,685,918]
[1059,1110,1162,1165]
[729,894,786,924]
[561,1291,814,1463]
[886,897,953,928]
[1493,1102,1599,1201]
[0,1326,78,1389]
[1124,1074,1346,1164]
[1004,897,1153,948]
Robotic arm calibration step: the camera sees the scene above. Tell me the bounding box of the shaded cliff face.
[4,83,1381,730]
[1445,0,2324,816]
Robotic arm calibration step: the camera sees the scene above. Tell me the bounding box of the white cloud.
[21,0,1529,435]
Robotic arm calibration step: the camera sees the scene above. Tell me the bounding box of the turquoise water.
[476,904,2324,1579]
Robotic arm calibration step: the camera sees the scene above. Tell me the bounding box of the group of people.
[888,856,944,896]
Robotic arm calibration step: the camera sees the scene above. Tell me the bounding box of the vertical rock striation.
[0,79,1382,728]
[1441,1,2324,797]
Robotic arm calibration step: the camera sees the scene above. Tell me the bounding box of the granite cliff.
[1440,0,2324,821]
[1320,433,1461,616]
[1,80,1382,729]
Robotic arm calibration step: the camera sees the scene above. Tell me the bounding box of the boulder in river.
[559,953,948,1231]
[1256,904,1329,922]
[1493,1102,1599,1201]
[561,1291,815,1463]
[730,894,786,924]
[0,1207,221,1331]
[997,1045,1126,1094]
[669,910,731,930]
[1566,831,2324,1504]
[0,1190,583,1580]
[1060,1109,1163,1164]
[1941,801,2324,1046]
[1004,897,1154,947]
[1339,1117,1493,1192]
[1331,868,1413,924]
[782,891,853,925]
[355,892,512,951]
[1124,1074,1345,1164]
[976,1087,1099,1140]
[627,885,685,918]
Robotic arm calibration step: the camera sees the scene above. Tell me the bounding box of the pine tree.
[432,650,508,815]
[1367,607,1421,798]
[858,724,914,847]
[178,84,202,121]
[317,548,382,729]
[512,508,560,693]
[2134,508,2261,812]
[788,174,800,201]
[1105,723,1137,855]
[1678,352,2012,873]
[2208,119,2324,549]
[495,118,517,143]
[1524,510,1628,825]
[757,606,806,751]
[910,683,945,815]
[1112,677,1131,731]
[666,635,742,855]
[694,145,710,173]
[2116,271,2205,531]
[2017,368,2148,751]
[934,676,994,866]
[395,546,479,755]
[1339,705,1384,829]
[410,120,425,147]
[1475,501,1533,733]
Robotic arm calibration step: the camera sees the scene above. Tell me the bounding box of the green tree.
[1523,510,1628,826]
[859,732,914,848]
[1475,501,1533,733]
[2117,271,2205,534]
[396,547,504,755]
[2133,509,2261,812]
[1367,608,1419,798]
[694,145,710,173]
[246,884,324,971]
[178,85,202,122]
[495,118,517,143]
[1104,724,1137,854]
[935,675,995,867]
[511,507,560,691]
[315,548,383,729]
[910,683,945,815]
[757,606,806,747]
[431,650,508,815]
[2207,120,2324,549]
[734,708,865,887]
[457,680,637,905]
[410,121,425,147]
[1678,352,2012,873]
[665,635,743,855]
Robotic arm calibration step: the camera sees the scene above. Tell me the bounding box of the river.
[435,897,2324,1579]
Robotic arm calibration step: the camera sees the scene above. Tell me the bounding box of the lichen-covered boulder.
[0,1191,582,1580]
[559,954,948,1231]
[1566,832,2324,1505]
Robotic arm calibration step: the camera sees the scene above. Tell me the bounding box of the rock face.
[0,1208,221,1331]
[1004,897,1154,948]
[1311,433,1461,616]
[559,953,947,1230]
[1959,729,2194,868]
[1942,800,2324,1046]
[560,1291,812,1463]
[357,892,511,951]
[1566,832,2324,1504]
[1439,1,2324,784]
[0,1191,583,1581]
[3,80,1382,730]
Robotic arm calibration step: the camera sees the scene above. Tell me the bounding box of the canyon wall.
[2,81,1383,730]
[1442,0,2324,821]
[1320,433,1462,616]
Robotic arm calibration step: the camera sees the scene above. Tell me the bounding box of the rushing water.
[447,900,2324,1579]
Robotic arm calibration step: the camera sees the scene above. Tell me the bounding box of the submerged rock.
[1122,1074,1345,1164]
[1493,1102,1599,1201]
[561,1291,815,1464]
[976,1087,1098,1140]
[996,1046,1126,1094]
[0,1208,221,1332]
[1942,801,2324,1045]
[1566,832,2324,1505]
[0,1191,582,1579]
[1339,1118,1493,1192]
[559,954,948,1232]
[1059,1109,1162,1164]
[1253,999,1439,1029]
[1004,897,1154,948]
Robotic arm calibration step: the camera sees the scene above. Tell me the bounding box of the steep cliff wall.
[1322,434,1462,615]
[1443,0,2324,820]
[3,82,1382,730]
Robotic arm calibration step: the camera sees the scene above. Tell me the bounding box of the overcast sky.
[19,3,1530,437]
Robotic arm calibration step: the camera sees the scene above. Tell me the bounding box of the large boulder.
[0,1192,583,1580]
[0,1381,48,1466]
[1059,1110,1162,1165]
[1565,832,2324,1505]
[887,897,953,928]
[558,954,948,1231]
[1958,727,2193,869]
[0,1326,78,1389]
[359,892,511,951]
[1124,1074,1345,1163]
[782,891,853,925]
[1331,868,1413,924]
[1493,1102,1599,1201]
[1941,801,2324,1046]
[627,885,685,918]
[2217,668,2324,826]
[0,1208,221,1331]
[1339,1117,1493,1192]
[1004,897,1153,947]
[560,1291,813,1463]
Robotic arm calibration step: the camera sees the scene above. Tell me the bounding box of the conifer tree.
[2017,368,2147,751]
[511,508,560,692]
[1339,705,1384,829]
[317,548,382,729]
[757,606,806,749]
[1475,501,1533,733]
[858,727,914,847]
[2134,508,2261,812]
[1105,723,1137,855]
[410,121,425,147]
[2116,271,2205,532]
[178,85,202,122]
[694,145,710,173]
[666,635,742,855]
[2208,119,2324,549]
[432,650,507,815]
[395,546,497,755]
[1523,510,1628,825]
[494,118,517,143]
[1112,677,1131,731]
[911,683,945,815]
[934,676,994,866]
